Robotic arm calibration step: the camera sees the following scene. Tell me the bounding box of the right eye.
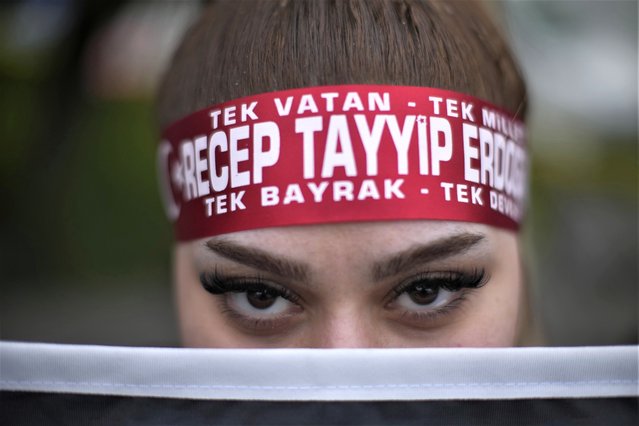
[226,285,298,317]
[199,272,304,332]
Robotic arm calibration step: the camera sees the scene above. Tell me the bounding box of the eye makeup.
[199,265,491,336]
[389,268,488,298]
[385,268,489,327]
[199,269,301,305]
[199,269,304,333]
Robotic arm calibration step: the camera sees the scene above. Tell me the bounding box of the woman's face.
[174,221,523,348]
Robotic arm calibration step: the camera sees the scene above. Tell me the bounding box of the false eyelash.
[391,268,489,297]
[199,269,301,304]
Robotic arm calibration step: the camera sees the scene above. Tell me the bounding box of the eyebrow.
[206,232,485,284]
[371,233,485,281]
[205,239,310,282]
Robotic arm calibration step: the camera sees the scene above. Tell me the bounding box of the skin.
[174,221,523,348]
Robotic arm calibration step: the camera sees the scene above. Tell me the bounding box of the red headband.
[158,85,527,241]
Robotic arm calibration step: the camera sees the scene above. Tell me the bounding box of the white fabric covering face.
[1,342,637,401]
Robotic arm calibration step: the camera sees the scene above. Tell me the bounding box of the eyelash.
[385,268,488,321]
[200,270,301,304]
[390,269,487,321]
[390,268,488,296]
[199,268,488,330]
[200,270,302,331]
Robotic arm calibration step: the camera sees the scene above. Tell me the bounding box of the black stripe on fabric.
[1,391,637,426]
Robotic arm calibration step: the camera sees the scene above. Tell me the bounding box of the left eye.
[393,281,457,311]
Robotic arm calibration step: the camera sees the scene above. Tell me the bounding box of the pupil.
[408,283,439,305]
[246,289,277,309]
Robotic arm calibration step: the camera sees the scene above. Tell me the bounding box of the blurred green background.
[1,0,637,346]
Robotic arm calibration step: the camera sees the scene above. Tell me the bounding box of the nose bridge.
[311,306,381,348]
[300,230,383,348]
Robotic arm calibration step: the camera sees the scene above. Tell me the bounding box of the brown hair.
[157,0,526,128]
